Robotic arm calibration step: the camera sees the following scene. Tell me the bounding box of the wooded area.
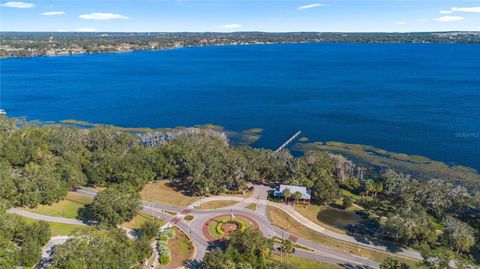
[0,116,478,267]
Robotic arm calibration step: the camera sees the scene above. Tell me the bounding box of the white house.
[273,184,311,203]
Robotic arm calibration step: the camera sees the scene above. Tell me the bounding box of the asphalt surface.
[74,187,384,268]
[11,186,423,268]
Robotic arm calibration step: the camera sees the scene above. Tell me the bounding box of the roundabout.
[202,213,260,241]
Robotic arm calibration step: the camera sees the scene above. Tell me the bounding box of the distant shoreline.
[3,41,480,60]
[2,31,479,59]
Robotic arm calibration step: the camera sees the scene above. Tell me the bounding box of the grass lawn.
[266,206,424,268]
[122,212,164,230]
[21,216,84,237]
[269,253,342,269]
[141,181,200,207]
[341,189,372,203]
[159,227,194,269]
[23,192,92,219]
[197,200,238,210]
[245,203,257,211]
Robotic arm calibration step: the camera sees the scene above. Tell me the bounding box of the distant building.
[273,184,311,203]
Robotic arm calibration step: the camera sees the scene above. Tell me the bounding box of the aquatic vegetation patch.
[294,141,480,191]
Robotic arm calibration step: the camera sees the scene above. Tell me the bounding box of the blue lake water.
[1,43,479,170]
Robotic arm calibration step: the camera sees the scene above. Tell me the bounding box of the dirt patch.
[221,222,240,237]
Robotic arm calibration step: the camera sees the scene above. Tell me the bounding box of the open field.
[141,181,251,208]
[141,181,201,207]
[122,212,164,230]
[23,192,93,219]
[293,204,347,234]
[270,253,342,269]
[159,227,195,269]
[266,206,424,268]
[197,200,238,210]
[21,216,83,236]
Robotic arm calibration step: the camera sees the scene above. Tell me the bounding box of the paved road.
[8,208,87,225]
[38,236,73,269]
[10,186,420,268]
[74,187,387,268]
[185,186,422,261]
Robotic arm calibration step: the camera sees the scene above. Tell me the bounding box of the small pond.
[316,206,363,230]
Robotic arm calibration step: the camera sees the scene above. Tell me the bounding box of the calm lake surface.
[1,43,479,169]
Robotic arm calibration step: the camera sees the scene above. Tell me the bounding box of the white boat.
[0,109,6,115]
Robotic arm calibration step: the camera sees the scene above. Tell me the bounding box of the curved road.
[12,186,422,268]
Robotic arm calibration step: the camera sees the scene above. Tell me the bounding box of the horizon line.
[1,30,479,34]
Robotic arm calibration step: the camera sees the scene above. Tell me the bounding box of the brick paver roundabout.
[202,213,260,241]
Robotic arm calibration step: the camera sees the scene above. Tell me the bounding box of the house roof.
[274,184,311,200]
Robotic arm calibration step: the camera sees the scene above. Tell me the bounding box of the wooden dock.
[275,131,301,152]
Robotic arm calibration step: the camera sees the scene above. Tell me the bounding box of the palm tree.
[282,239,294,254]
[283,188,292,204]
[293,191,302,205]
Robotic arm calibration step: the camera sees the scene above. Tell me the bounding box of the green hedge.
[214,219,247,236]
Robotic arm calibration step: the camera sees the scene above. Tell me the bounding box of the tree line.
[2,31,479,58]
[1,116,479,267]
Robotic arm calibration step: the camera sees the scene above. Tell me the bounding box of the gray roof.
[274,184,311,200]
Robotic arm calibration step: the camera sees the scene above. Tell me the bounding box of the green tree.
[51,228,140,269]
[282,188,292,204]
[225,228,273,268]
[444,217,475,254]
[380,257,410,269]
[19,238,42,266]
[293,191,302,204]
[342,196,353,209]
[202,248,235,269]
[281,239,294,254]
[138,219,161,240]
[363,179,375,198]
[311,176,341,205]
[85,185,142,226]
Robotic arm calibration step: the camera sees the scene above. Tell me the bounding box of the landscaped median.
[203,214,259,240]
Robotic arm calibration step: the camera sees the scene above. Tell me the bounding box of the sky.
[0,0,479,32]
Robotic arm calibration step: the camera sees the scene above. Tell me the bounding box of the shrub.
[216,222,225,235]
[159,253,170,265]
[158,229,176,241]
[138,220,161,240]
[156,228,175,265]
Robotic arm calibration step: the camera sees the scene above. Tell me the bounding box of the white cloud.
[1,1,34,8]
[220,24,241,29]
[440,10,453,14]
[434,16,465,22]
[451,6,480,13]
[41,11,65,16]
[395,21,406,25]
[76,28,97,32]
[78,12,129,20]
[297,3,325,10]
